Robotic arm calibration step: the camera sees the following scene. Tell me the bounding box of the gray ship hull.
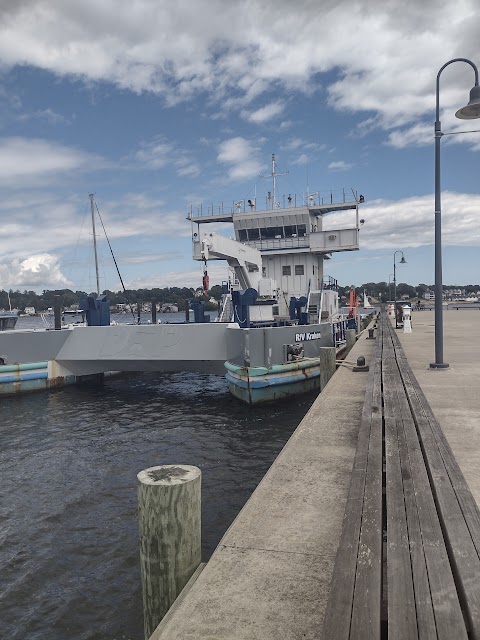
[0,321,334,401]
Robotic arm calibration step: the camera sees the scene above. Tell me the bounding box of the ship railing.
[245,236,309,251]
[322,276,339,291]
[188,188,360,219]
[40,313,53,329]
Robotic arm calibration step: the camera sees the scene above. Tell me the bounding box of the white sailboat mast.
[89,193,101,296]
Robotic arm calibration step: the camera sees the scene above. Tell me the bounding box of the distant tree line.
[0,285,225,313]
[1,282,479,313]
[339,282,480,303]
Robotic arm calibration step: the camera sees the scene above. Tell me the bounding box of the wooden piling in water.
[54,295,62,330]
[137,464,201,640]
[319,346,336,390]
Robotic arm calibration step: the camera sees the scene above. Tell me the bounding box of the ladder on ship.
[307,290,322,323]
[218,295,234,322]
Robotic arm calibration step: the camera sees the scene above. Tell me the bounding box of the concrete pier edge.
[151,319,377,640]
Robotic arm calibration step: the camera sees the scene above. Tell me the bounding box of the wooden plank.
[384,333,439,640]
[384,322,469,639]
[393,338,480,562]
[382,322,437,640]
[349,338,383,640]
[394,391,437,640]
[382,333,418,640]
[390,331,480,639]
[322,331,383,640]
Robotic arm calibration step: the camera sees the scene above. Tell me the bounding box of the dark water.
[0,371,316,640]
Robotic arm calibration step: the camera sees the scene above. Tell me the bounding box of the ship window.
[284,225,296,237]
[238,229,248,241]
[271,226,284,238]
[297,224,307,237]
[282,266,291,276]
[247,228,260,240]
[262,267,266,277]
[295,265,304,275]
[260,227,275,239]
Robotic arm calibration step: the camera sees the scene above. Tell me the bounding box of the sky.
[0,0,479,295]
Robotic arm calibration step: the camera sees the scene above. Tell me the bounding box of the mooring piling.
[137,464,201,640]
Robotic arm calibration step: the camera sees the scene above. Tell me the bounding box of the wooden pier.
[149,310,480,640]
[323,313,480,639]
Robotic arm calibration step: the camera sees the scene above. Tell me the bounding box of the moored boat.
[189,154,364,403]
[0,312,18,332]
[0,156,366,403]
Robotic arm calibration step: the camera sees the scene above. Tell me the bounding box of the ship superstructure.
[189,154,363,322]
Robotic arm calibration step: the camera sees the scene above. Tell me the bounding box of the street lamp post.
[431,58,480,368]
[388,274,395,303]
[393,251,406,328]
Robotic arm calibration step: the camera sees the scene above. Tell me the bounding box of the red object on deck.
[348,289,358,318]
[202,272,209,295]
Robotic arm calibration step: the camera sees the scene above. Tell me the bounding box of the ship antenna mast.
[271,153,288,209]
[89,193,101,296]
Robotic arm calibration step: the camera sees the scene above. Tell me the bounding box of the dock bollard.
[319,347,336,390]
[138,465,201,640]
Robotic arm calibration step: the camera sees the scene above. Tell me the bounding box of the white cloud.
[242,101,285,124]
[217,137,263,180]
[120,252,182,265]
[0,137,104,186]
[322,191,480,250]
[134,137,201,177]
[0,1,478,147]
[0,191,190,269]
[17,107,71,125]
[135,140,173,168]
[292,153,309,165]
[0,253,72,288]
[387,123,432,149]
[126,263,228,289]
[328,160,352,171]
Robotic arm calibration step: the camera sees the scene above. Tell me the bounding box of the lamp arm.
[436,58,479,121]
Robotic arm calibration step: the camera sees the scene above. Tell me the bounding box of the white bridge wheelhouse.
[189,157,363,322]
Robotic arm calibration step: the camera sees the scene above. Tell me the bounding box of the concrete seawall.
[152,326,376,640]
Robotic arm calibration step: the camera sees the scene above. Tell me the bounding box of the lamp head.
[455,84,480,119]
[400,256,407,264]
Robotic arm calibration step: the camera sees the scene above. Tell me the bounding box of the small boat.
[0,312,18,331]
